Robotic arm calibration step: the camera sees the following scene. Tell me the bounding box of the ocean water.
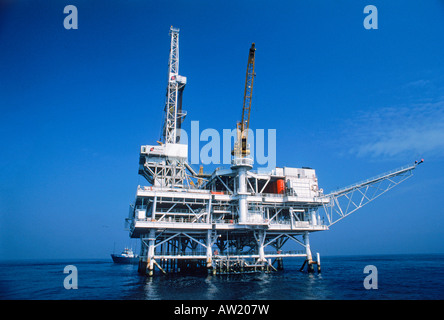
[1,254,443,300]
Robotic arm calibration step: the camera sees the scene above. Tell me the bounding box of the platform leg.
[303,232,314,273]
[147,229,155,276]
[206,230,213,274]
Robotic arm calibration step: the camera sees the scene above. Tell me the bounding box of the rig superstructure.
[125,27,422,276]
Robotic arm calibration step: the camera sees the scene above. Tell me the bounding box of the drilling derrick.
[138,26,191,189]
[126,28,422,276]
[163,27,187,145]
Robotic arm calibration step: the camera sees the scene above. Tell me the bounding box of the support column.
[152,196,157,220]
[138,234,148,274]
[258,230,266,263]
[276,237,284,270]
[206,198,212,224]
[238,167,248,223]
[303,231,314,273]
[310,210,317,226]
[206,230,213,274]
[147,229,156,276]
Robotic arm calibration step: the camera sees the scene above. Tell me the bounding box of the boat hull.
[111,254,139,264]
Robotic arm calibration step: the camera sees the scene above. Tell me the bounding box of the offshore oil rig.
[125,27,422,276]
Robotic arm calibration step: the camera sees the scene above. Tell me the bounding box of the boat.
[111,248,139,264]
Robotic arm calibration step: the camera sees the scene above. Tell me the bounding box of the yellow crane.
[232,43,256,158]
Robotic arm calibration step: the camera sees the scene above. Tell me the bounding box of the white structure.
[126,27,422,276]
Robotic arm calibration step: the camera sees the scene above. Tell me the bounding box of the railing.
[134,216,326,229]
[142,217,206,223]
[265,250,305,255]
[155,251,207,257]
[155,208,204,214]
[261,192,285,198]
[231,157,254,167]
[137,185,320,199]
[137,185,211,194]
[151,250,306,257]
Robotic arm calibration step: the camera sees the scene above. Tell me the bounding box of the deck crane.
[230,43,257,225]
[232,43,256,158]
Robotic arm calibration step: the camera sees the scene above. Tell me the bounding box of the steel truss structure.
[162,27,187,145]
[125,27,422,276]
[320,163,419,226]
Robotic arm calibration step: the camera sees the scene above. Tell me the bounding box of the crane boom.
[241,43,256,133]
[233,43,256,158]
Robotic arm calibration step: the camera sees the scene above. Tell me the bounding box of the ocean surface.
[1,254,443,300]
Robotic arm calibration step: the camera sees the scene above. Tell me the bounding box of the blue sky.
[1,0,444,259]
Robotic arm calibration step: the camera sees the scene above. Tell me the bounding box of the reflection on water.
[143,277,160,300]
[136,262,330,300]
[2,255,444,299]
[204,275,219,300]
